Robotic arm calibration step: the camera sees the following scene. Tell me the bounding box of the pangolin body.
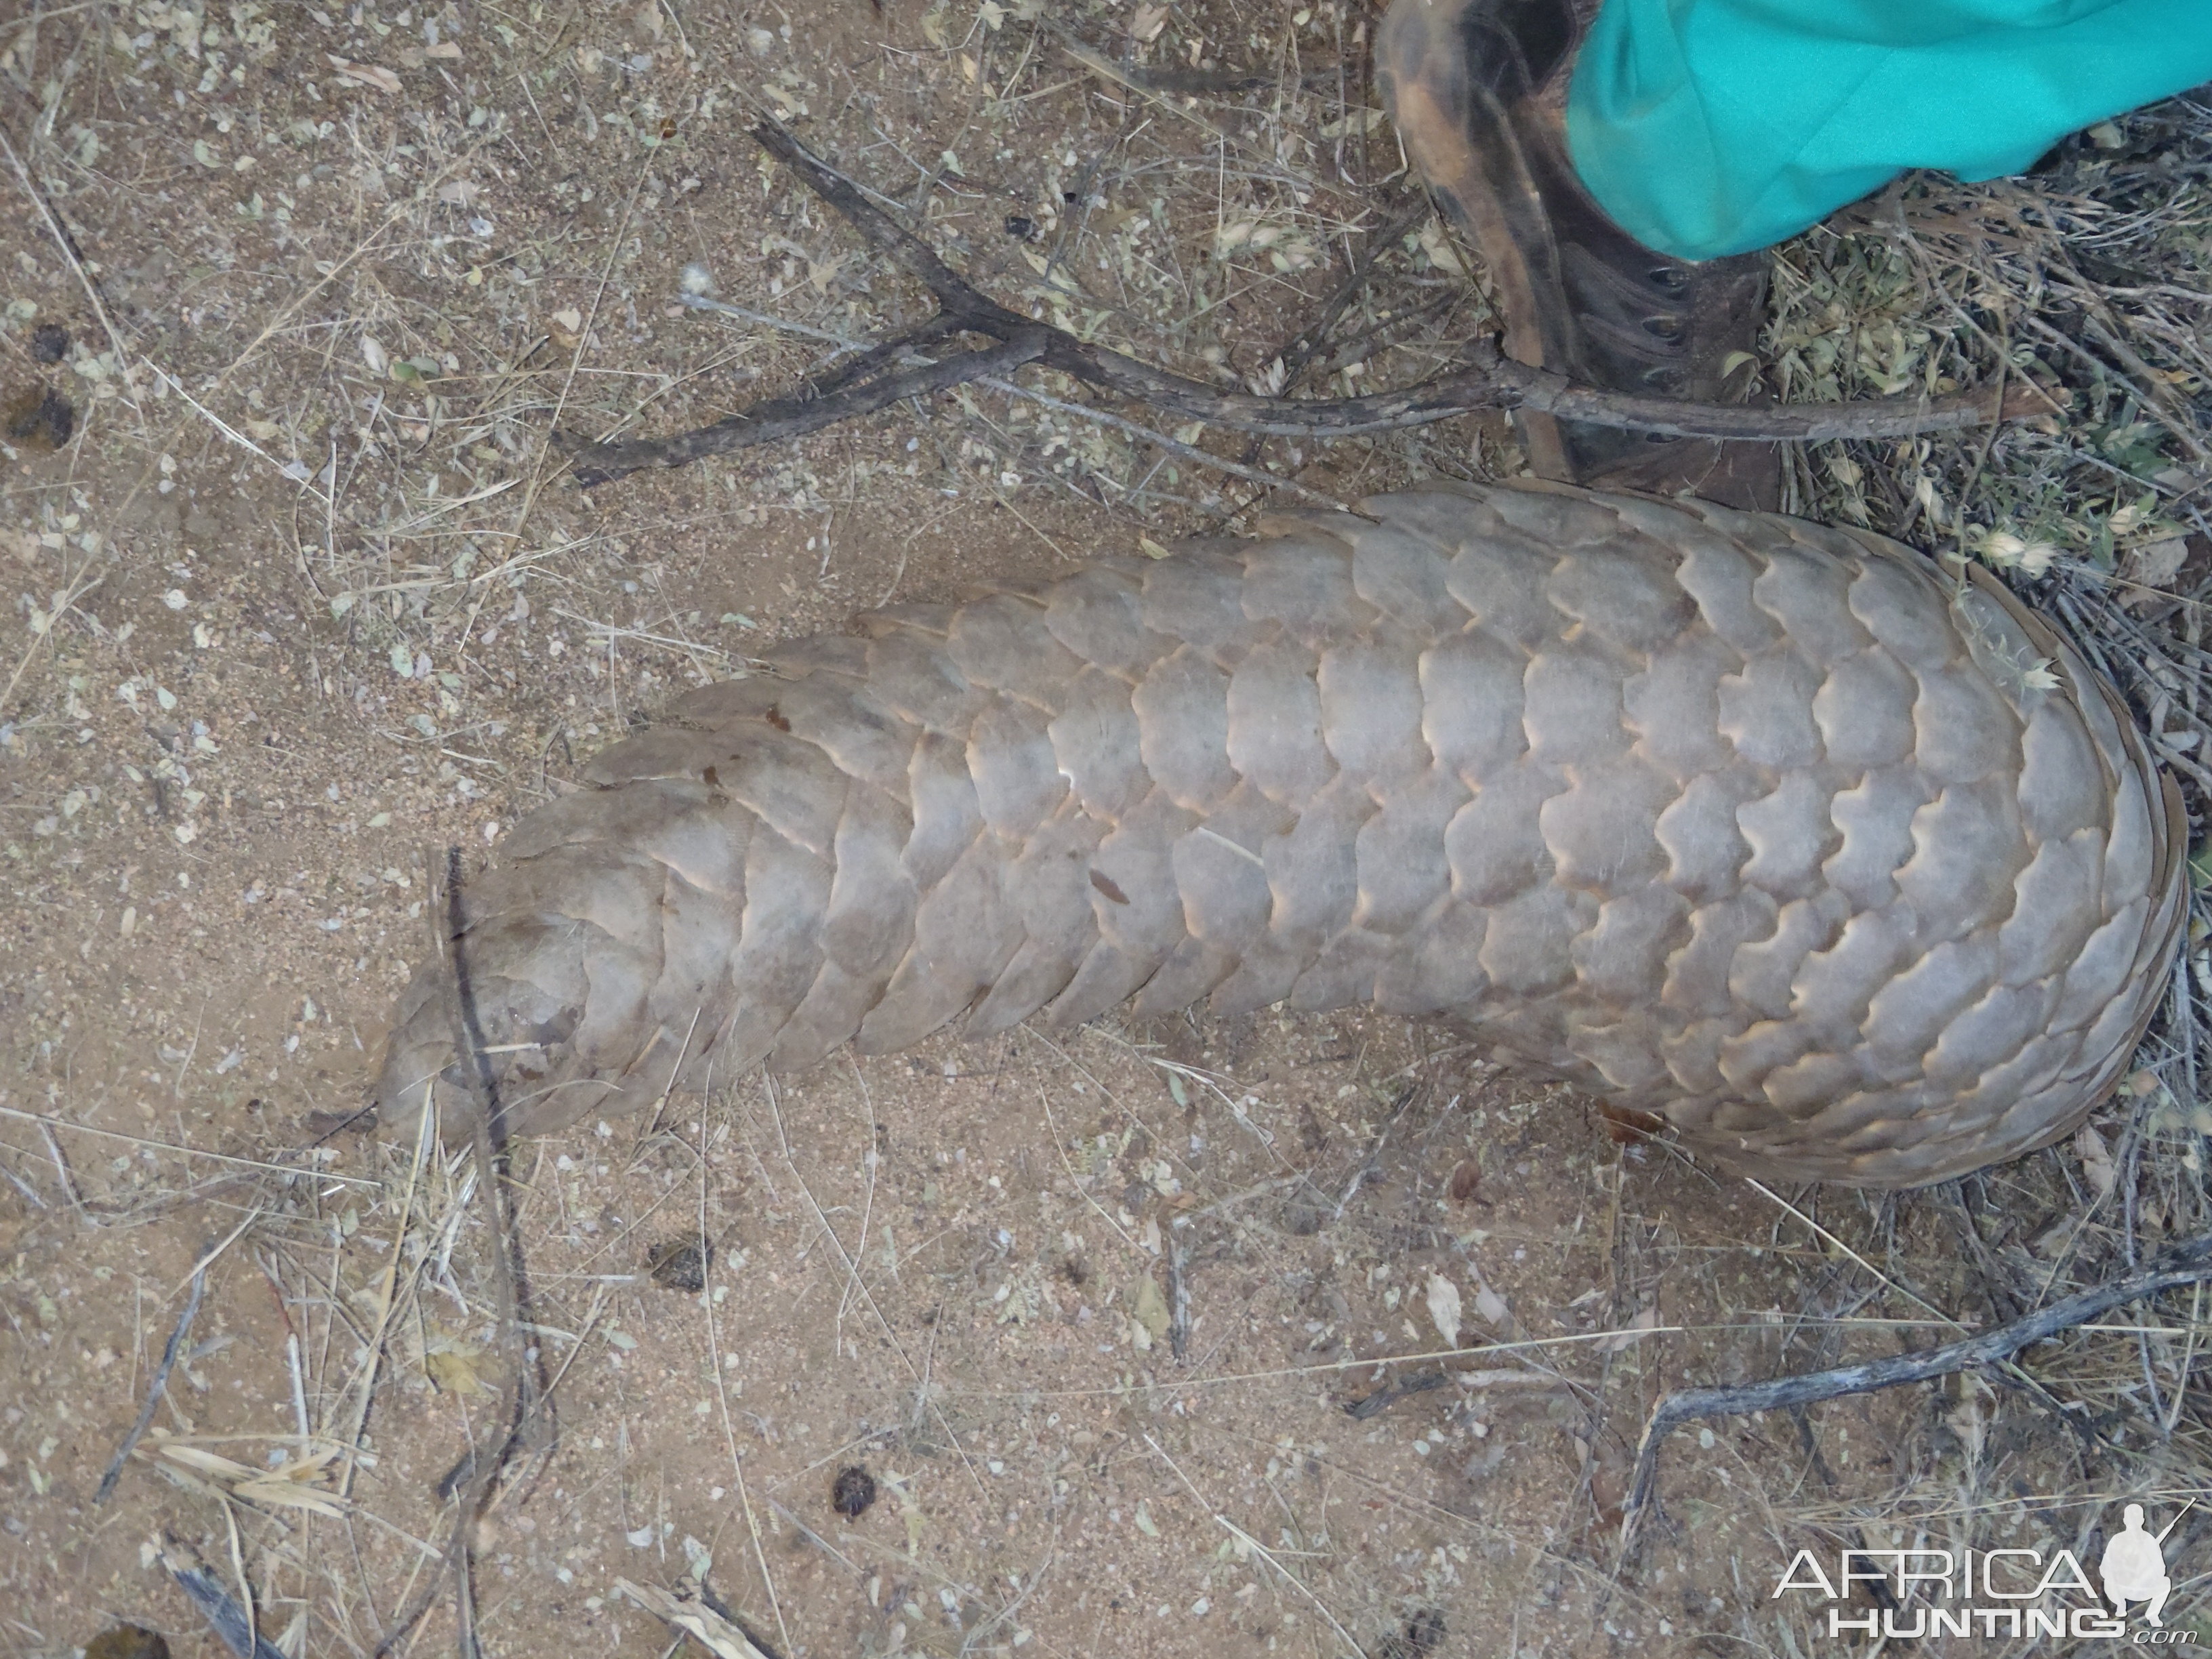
[375,483,2184,1187]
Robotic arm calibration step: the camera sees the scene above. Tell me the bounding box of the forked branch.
[566,123,2036,489]
[1620,1225,2212,1551]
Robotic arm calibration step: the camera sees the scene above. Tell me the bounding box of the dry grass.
[3,3,2212,1656]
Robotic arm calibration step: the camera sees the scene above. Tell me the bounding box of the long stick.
[94,1269,207,1504]
[1622,1226,2212,1548]
[563,123,2030,489]
[371,851,537,1658]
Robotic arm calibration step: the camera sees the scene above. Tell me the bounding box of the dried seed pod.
[832,1466,878,1519]
[1446,1160,1483,1206]
[3,386,73,450]
[84,1627,169,1659]
[646,1237,710,1292]
[375,484,2182,1187]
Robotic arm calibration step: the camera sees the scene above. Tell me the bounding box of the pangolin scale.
[375,483,2185,1187]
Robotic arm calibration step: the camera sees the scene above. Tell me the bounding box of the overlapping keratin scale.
[375,482,2183,1186]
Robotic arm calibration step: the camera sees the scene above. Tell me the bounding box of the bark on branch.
[567,123,2033,489]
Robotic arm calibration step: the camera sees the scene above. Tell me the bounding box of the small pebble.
[29,322,70,364]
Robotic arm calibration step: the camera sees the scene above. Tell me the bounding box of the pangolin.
[373,482,2184,1187]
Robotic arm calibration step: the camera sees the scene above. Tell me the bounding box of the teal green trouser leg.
[1565,0,2212,261]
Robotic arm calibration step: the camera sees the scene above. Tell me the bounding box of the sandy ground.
[3,2,2208,1656]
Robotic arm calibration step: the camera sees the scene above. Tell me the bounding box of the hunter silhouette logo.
[1771,1500,2198,1641]
[2104,1504,2176,1626]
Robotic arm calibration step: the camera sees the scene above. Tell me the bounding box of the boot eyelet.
[1642,316,1684,344]
[1647,266,1688,293]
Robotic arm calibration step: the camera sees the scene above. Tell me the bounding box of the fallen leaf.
[1584,1435,1631,1530]
[2123,536,2188,607]
[1128,1275,1170,1345]
[234,1472,346,1517]
[1595,1305,1662,1353]
[154,1443,260,1483]
[613,1580,775,1659]
[1597,1102,1666,1145]
[327,55,403,94]
[1424,1271,1462,1350]
[2074,1124,2117,1200]
[1473,1282,1509,1330]
[1318,108,1385,138]
[423,1337,491,1396]
[150,1441,348,1517]
[1415,219,1465,276]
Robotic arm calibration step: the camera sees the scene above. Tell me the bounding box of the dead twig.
[562,123,2033,489]
[35,1120,91,1224]
[1344,1366,1567,1420]
[0,1103,380,1189]
[0,125,144,403]
[154,1538,289,1659]
[1143,1433,1368,1655]
[1049,28,1343,98]
[1344,1368,1450,1418]
[1271,197,1436,392]
[1622,1224,2212,1551]
[94,1267,206,1504]
[613,1578,781,1659]
[568,331,1047,487]
[370,851,537,1659]
[0,1156,45,1209]
[1167,1218,1191,1364]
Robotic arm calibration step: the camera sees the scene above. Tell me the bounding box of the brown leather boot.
[1378,0,1780,510]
